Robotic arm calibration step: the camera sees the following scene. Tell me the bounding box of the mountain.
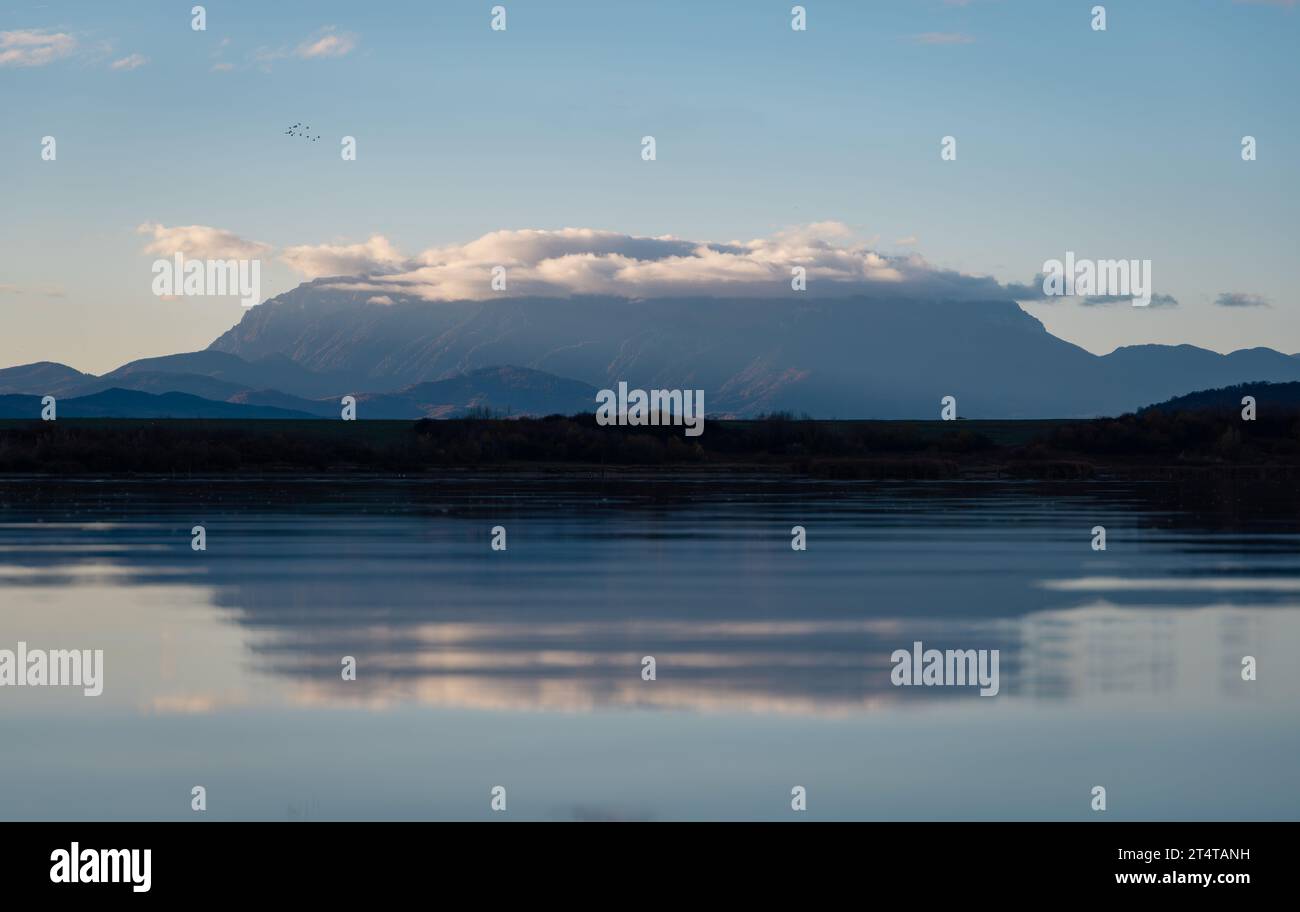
[1141,381,1300,414]
[225,388,338,417]
[0,361,94,396]
[72,371,253,402]
[10,282,1300,420]
[207,283,1300,418]
[1099,345,1300,405]
[0,389,320,420]
[0,351,357,400]
[229,366,598,418]
[356,366,599,418]
[209,281,480,385]
[102,350,357,398]
[0,363,599,420]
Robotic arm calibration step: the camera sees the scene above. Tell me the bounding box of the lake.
[1,473,1297,820]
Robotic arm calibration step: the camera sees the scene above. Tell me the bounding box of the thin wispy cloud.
[110,53,147,71]
[1215,292,1271,308]
[253,26,359,70]
[295,26,357,59]
[209,35,233,71]
[0,282,66,297]
[0,28,76,67]
[1079,293,1179,308]
[1005,275,1179,309]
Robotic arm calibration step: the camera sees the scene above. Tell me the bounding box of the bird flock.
[283,122,320,142]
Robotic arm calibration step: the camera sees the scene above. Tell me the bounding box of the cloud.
[278,224,1058,304]
[295,26,357,59]
[252,26,358,71]
[912,32,975,45]
[0,29,76,67]
[895,235,919,247]
[1005,272,1178,308]
[1215,292,1270,308]
[136,223,272,260]
[209,36,234,71]
[280,235,410,278]
[1079,293,1179,308]
[0,283,65,297]
[129,222,1191,310]
[110,53,147,71]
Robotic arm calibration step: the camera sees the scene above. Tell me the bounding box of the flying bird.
[283,123,322,142]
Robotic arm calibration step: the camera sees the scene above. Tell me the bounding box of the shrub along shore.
[1,410,1299,479]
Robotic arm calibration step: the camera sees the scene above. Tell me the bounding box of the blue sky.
[2,0,1298,373]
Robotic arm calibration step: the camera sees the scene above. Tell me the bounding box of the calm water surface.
[1,473,1297,820]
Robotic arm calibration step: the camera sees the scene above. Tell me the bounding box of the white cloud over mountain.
[134,221,1176,307]
[280,223,1035,303]
[280,235,407,277]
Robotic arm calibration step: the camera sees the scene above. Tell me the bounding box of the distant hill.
[101,350,358,398]
[0,389,320,420]
[0,361,94,396]
[1141,381,1300,414]
[231,366,597,418]
[71,371,253,402]
[0,366,599,420]
[357,367,600,418]
[0,352,356,400]
[1101,346,1300,407]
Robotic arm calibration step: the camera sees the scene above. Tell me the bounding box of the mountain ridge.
[0,388,320,420]
[7,282,1300,419]
[0,364,599,420]
[206,286,1300,418]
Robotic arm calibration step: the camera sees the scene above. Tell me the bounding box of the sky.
[1,0,1298,375]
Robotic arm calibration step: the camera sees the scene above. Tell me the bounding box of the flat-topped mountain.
[7,282,1300,419]
[206,283,1300,418]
